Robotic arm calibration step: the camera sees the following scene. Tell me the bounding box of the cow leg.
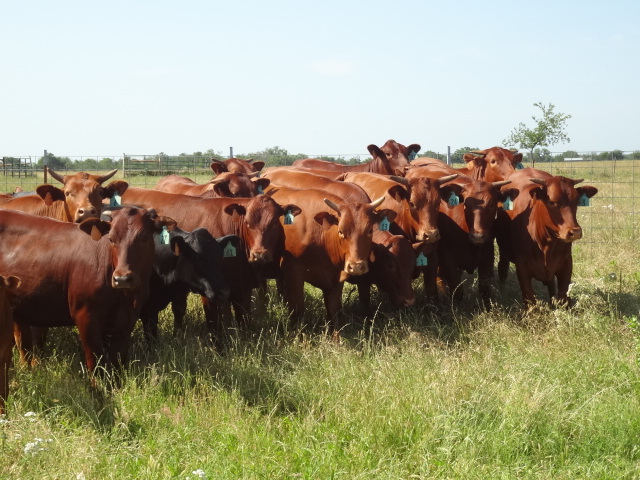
[323,284,345,341]
[514,263,536,307]
[356,282,372,315]
[555,256,573,306]
[422,255,439,301]
[170,291,188,336]
[280,259,306,333]
[0,321,13,414]
[13,321,35,366]
[231,288,252,332]
[477,244,495,309]
[75,312,106,376]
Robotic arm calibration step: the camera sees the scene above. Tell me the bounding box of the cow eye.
[549,201,559,208]
[338,230,345,238]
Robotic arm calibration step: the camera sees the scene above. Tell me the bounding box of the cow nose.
[566,227,583,241]
[76,206,98,221]
[112,272,134,289]
[469,232,487,244]
[249,249,272,264]
[345,261,368,276]
[421,229,440,243]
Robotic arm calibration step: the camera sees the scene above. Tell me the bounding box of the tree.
[503,102,571,167]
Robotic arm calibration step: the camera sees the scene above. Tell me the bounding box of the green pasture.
[1,160,639,479]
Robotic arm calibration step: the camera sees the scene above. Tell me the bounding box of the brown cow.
[0,274,20,414]
[210,157,265,175]
[292,140,420,176]
[119,187,300,339]
[0,169,123,222]
[406,167,518,306]
[0,207,173,374]
[496,168,597,306]
[341,172,458,244]
[262,166,348,180]
[154,172,270,198]
[267,186,395,338]
[410,147,523,183]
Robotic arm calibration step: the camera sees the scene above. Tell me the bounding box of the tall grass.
[1,161,639,479]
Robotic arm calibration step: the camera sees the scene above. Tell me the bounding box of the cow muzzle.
[468,232,488,244]
[248,249,272,264]
[562,227,583,242]
[112,272,136,289]
[344,260,368,277]
[75,206,99,223]
[419,229,440,244]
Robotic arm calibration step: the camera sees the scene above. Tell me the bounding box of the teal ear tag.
[257,185,264,194]
[448,191,460,207]
[416,252,428,267]
[223,241,237,258]
[408,151,417,161]
[503,197,514,211]
[160,226,170,245]
[110,193,121,207]
[578,193,590,207]
[516,162,525,170]
[379,216,390,231]
[284,209,294,225]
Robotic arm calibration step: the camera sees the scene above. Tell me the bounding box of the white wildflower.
[24,411,36,417]
[76,473,86,480]
[191,469,207,478]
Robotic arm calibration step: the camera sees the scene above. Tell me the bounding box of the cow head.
[318,197,397,280]
[223,195,301,265]
[210,158,265,175]
[45,169,126,222]
[463,147,522,182]
[208,172,270,198]
[390,173,458,244]
[529,176,598,242]
[91,207,176,290]
[441,179,519,245]
[368,232,416,307]
[368,140,421,176]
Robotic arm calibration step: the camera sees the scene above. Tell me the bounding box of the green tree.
[451,147,480,165]
[503,102,571,167]
[37,152,73,170]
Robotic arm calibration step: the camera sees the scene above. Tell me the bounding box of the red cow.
[154,172,269,198]
[262,166,348,180]
[210,157,265,175]
[410,147,522,183]
[0,169,123,222]
[0,207,173,374]
[496,168,597,305]
[292,140,421,176]
[0,274,21,414]
[119,187,300,339]
[406,167,518,306]
[267,186,395,338]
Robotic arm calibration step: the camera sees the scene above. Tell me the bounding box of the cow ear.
[217,234,242,249]
[463,153,484,169]
[36,185,65,204]
[79,218,110,240]
[210,162,227,175]
[369,248,377,263]
[388,185,409,202]
[1,275,21,291]
[500,188,520,203]
[314,211,338,229]
[212,181,232,197]
[375,208,397,224]
[223,203,246,221]
[530,185,546,200]
[439,184,465,204]
[577,186,598,199]
[154,216,177,233]
[253,178,270,191]
[169,236,186,256]
[103,180,129,198]
[250,161,265,172]
[280,204,302,218]
[367,144,384,159]
[513,152,523,165]
[407,144,421,155]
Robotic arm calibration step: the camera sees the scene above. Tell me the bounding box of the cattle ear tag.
[284,209,294,225]
[408,151,417,161]
[416,252,428,267]
[578,193,590,207]
[379,216,390,231]
[257,185,264,194]
[502,197,514,211]
[110,193,122,207]
[160,226,170,245]
[223,241,237,258]
[516,162,525,170]
[448,191,460,207]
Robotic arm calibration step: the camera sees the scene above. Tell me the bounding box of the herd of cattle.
[0,140,598,412]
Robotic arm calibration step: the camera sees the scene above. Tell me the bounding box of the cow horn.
[492,180,512,188]
[389,175,409,187]
[530,178,547,186]
[571,178,584,185]
[47,168,65,184]
[369,196,385,209]
[324,198,341,213]
[437,174,459,185]
[210,158,224,163]
[96,169,118,184]
[247,171,260,178]
[468,150,487,157]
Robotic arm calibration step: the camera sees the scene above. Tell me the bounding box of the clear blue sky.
[2,0,638,158]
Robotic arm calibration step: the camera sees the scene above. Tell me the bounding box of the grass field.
[1,160,639,479]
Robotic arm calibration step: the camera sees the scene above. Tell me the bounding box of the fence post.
[122,154,126,178]
[43,150,48,183]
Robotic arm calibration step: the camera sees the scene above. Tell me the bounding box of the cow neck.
[528,198,560,256]
[367,155,392,175]
[320,224,345,269]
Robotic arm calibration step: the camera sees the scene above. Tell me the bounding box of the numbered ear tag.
[110,193,122,207]
[408,151,417,161]
[416,252,428,267]
[379,216,390,231]
[284,209,294,225]
[160,226,170,245]
[223,241,237,257]
[516,162,525,170]
[257,185,264,194]
[448,191,460,207]
[578,193,590,207]
[503,197,514,211]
